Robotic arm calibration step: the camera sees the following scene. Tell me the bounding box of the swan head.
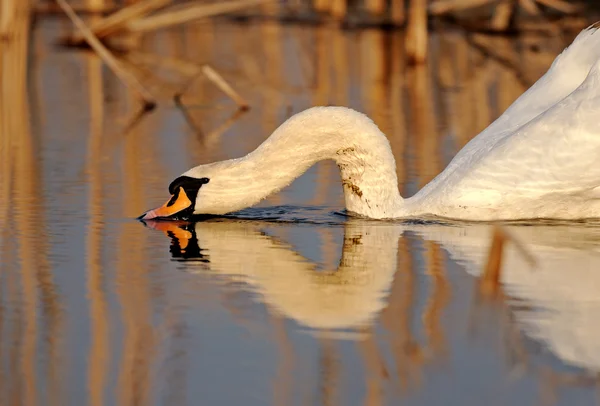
[138,175,211,221]
[138,157,260,220]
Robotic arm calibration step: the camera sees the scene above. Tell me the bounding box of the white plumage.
[181,24,600,221]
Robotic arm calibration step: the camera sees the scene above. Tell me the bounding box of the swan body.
[142,24,600,221]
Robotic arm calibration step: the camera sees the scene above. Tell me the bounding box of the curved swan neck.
[186,107,406,218]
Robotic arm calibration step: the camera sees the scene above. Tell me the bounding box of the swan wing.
[420,24,600,198]
[481,23,600,136]
[443,67,600,212]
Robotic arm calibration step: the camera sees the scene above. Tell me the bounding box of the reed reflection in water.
[1,14,599,406]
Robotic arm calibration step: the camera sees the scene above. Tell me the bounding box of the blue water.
[1,17,600,406]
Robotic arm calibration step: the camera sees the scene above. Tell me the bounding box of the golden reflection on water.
[86,51,109,406]
[1,4,64,406]
[1,15,600,406]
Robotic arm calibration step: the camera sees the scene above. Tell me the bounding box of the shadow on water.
[4,8,600,406]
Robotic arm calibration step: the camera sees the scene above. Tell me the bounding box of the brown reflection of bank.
[116,86,157,406]
[1,1,63,405]
[85,50,111,406]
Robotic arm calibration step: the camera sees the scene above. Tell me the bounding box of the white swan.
[141,24,600,221]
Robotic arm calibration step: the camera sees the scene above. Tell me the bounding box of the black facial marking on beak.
[165,176,210,220]
[165,188,181,207]
[168,176,209,195]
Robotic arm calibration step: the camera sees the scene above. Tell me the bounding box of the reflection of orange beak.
[143,219,192,250]
[139,187,193,220]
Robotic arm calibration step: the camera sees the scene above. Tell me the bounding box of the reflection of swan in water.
[411,222,600,372]
[155,219,402,330]
[147,218,600,372]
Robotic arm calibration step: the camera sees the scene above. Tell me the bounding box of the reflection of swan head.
[147,219,402,331]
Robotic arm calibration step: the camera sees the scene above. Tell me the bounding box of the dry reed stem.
[127,51,249,109]
[313,0,332,13]
[429,0,494,15]
[519,0,541,15]
[127,0,272,33]
[405,0,428,64]
[72,0,170,42]
[200,109,248,148]
[55,0,156,108]
[491,0,514,31]
[330,0,347,20]
[535,0,579,14]
[466,35,529,87]
[1,0,23,38]
[200,65,249,110]
[87,0,106,13]
[35,3,117,14]
[364,0,386,15]
[391,0,405,24]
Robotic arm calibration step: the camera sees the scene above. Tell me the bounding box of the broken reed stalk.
[55,0,156,109]
[200,65,249,110]
[127,0,272,33]
[405,0,428,64]
[128,51,249,110]
[71,0,170,43]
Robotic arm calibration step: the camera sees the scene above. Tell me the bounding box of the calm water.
[2,17,600,406]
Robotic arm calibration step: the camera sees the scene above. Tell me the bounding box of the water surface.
[2,17,600,406]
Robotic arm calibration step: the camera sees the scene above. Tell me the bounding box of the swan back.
[495,23,600,128]
[417,24,600,201]
[421,58,600,219]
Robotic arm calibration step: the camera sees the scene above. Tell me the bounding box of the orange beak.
[138,187,193,220]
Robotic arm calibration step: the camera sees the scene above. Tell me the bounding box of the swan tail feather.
[552,22,600,71]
